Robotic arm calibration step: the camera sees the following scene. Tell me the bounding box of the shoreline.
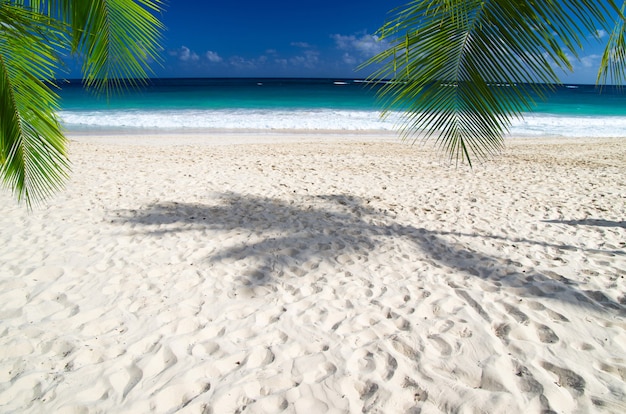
[65,129,626,148]
[65,129,401,146]
[1,132,625,412]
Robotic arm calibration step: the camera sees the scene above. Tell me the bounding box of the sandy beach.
[0,132,625,413]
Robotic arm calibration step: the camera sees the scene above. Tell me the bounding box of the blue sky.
[70,1,615,83]
[156,0,406,78]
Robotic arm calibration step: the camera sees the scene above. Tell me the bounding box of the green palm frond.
[1,0,163,207]
[365,0,619,165]
[39,0,164,94]
[598,2,626,85]
[15,0,164,93]
[0,3,68,207]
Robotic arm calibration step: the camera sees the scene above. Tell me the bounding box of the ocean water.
[58,78,626,137]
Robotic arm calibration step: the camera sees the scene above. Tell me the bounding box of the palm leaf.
[0,3,69,207]
[1,0,164,206]
[365,0,619,165]
[54,0,164,95]
[17,0,164,94]
[598,2,626,85]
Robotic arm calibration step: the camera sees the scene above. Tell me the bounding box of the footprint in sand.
[385,309,411,331]
[152,381,212,412]
[48,293,81,320]
[541,361,586,395]
[456,290,491,322]
[290,353,336,384]
[597,362,626,382]
[358,380,379,401]
[245,346,275,369]
[350,349,376,373]
[140,345,178,381]
[46,340,76,359]
[494,322,511,344]
[385,353,398,380]
[528,300,570,324]
[315,362,338,383]
[427,334,453,356]
[109,363,143,400]
[250,395,289,412]
[585,290,622,310]
[512,363,554,412]
[391,336,420,360]
[513,363,543,394]
[503,303,529,325]
[546,308,570,322]
[528,301,546,311]
[358,378,390,412]
[348,347,398,381]
[436,319,455,333]
[403,377,429,403]
[535,323,559,344]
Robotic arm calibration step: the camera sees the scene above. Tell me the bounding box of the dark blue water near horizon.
[56,77,626,113]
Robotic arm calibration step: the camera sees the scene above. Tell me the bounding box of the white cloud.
[341,52,357,66]
[170,46,225,65]
[229,56,258,69]
[541,50,603,83]
[332,34,352,50]
[591,29,608,40]
[580,53,601,68]
[205,51,223,63]
[288,50,319,68]
[562,51,601,69]
[178,46,200,62]
[332,33,388,57]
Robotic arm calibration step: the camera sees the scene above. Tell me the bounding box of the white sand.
[0,133,625,413]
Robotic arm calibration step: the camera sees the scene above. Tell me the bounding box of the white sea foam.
[508,114,626,137]
[60,109,397,131]
[60,109,626,137]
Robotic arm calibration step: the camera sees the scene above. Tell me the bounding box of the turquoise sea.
[58,78,626,137]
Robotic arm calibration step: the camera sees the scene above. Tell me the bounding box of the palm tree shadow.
[542,219,626,228]
[113,191,625,314]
